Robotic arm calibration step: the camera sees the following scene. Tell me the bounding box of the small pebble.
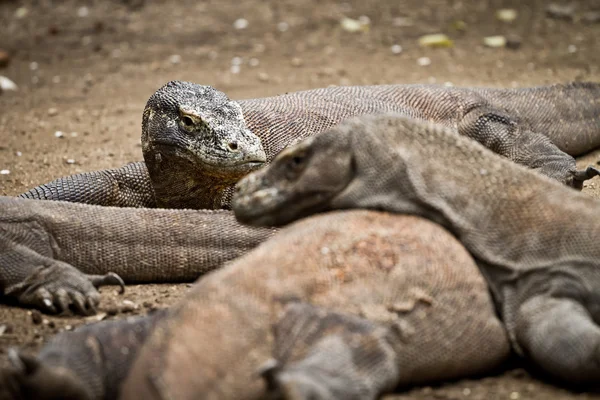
[0,324,13,336]
[0,76,18,91]
[546,3,575,20]
[31,310,43,325]
[233,18,249,30]
[418,33,453,48]
[510,392,520,400]
[506,35,522,50]
[483,35,507,48]
[15,7,28,18]
[231,56,243,66]
[29,62,39,71]
[85,312,107,322]
[47,107,59,116]
[258,72,269,82]
[54,131,64,138]
[496,8,518,22]
[392,16,413,27]
[0,170,9,175]
[15,151,22,156]
[0,50,10,68]
[340,17,370,33]
[70,132,78,137]
[390,44,403,54]
[417,57,431,66]
[77,6,89,17]
[249,58,260,67]
[121,300,137,313]
[52,76,61,84]
[462,387,471,396]
[169,54,181,64]
[230,65,241,74]
[65,158,76,165]
[65,325,73,331]
[291,57,303,67]
[277,22,289,32]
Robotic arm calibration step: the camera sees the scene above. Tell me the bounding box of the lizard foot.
[259,302,399,400]
[516,295,600,386]
[0,349,92,400]
[571,166,600,188]
[4,260,125,315]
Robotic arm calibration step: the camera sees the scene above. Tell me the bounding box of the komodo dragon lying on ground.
[20,81,600,211]
[2,81,599,312]
[233,114,600,385]
[0,211,510,400]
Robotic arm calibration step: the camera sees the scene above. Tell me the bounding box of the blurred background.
[0,1,599,398]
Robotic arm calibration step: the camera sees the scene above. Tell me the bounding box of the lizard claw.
[89,271,126,294]
[4,261,123,315]
[572,166,600,182]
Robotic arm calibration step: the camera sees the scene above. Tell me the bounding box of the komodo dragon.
[0,211,510,400]
[20,81,600,211]
[2,81,600,312]
[233,114,600,385]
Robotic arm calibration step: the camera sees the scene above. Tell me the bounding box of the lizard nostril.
[228,142,239,151]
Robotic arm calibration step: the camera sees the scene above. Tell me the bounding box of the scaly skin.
[233,114,600,386]
[4,81,600,313]
[0,211,510,400]
[0,197,275,313]
[20,81,600,209]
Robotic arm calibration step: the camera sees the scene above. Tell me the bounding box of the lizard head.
[142,81,266,182]
[232,127,355,226]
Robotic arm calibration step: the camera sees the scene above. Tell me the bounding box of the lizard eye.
[286,153,307,176]
[182,116,194,127]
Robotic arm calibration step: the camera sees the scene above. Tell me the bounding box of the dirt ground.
[0,0,599,398]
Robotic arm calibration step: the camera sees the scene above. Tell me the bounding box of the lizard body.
[20,81,600,210]
[0,211,509,400]
[233,114,600,385]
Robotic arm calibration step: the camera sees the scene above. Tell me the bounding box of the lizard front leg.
[260,302,399,400]
[458,106,600,189]
[515,294,600,385]
[0,311,165,400]
[19,161,156,208]
[0,218,124,314]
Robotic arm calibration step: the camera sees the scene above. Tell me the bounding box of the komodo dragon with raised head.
[0,211,510,400]
[233,114,600,385]
[2,81,600,313]
[20,81,600,211]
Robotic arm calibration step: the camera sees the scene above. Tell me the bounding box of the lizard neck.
[145,154,232,210]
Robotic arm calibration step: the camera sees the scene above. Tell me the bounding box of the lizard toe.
[88,271,125,294]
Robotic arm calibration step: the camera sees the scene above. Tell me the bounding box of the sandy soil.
[0,0,599,398]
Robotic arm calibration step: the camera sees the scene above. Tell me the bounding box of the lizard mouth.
[152,142,266,173]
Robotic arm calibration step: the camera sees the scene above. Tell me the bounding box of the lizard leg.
[19,161,156,208]
[1,219,124,314]
[515,295,600,385]
[0,311,165,400]
[458,107,594,188]
[259,302,399,400]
